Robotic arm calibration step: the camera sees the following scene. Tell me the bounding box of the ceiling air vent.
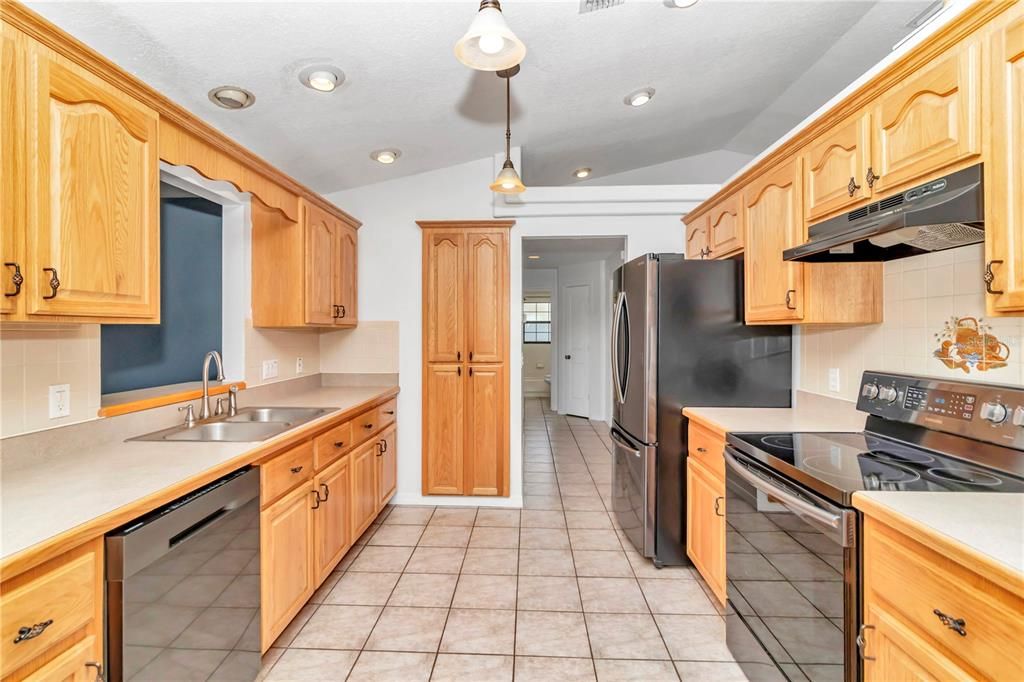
[580,0,624,13]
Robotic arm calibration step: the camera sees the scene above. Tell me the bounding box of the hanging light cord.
[504,77,512,162]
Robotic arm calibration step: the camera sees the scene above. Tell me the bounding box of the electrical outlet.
[49,384,70,418]
[262,359,279,380]
[296,357,304,374]
[828,367,841,393]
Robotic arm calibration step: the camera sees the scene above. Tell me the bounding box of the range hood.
[784,164,983,262]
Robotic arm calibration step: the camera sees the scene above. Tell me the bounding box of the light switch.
[49,384,70,418]
[296,357,304,374]
[828,368,841,393]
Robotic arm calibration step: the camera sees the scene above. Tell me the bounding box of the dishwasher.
[106,467,260,682]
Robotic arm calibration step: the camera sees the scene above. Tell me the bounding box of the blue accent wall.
[101,197,223,394]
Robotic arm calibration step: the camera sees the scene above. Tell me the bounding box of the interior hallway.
[256,399,746,681]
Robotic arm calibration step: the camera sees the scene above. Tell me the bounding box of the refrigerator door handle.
[611,291,628,405]
[610,427,640,456]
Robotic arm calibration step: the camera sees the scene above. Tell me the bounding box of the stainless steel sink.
[130,406,336,443]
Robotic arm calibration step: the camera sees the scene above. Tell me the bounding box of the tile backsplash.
[320,321,400,374]
[799,244,1024,402]
[244,321,322,386]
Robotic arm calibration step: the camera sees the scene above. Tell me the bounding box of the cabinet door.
[377,425,397,509]
[27,44,159,320]
[313,456,351,584]
[1,26,25,316]
[871,42,981,194]
[350,440,378,539]
[335,224,358,326]
[465,364,506,496]
[684,218,708,260]
[424,232,465,363]
[260,482,315,649]
[803,113,871,221]
[685,458,726,606]
[743,159,804,322]
[707,194,743,258]
[466,231,506,364]
[423,364,465,495]
[22,635,100,682]
[987,12,1024,314]
[862,602,972,682]
[304,203,337,325]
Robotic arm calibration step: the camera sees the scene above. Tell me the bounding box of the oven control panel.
[857,372,1024,449]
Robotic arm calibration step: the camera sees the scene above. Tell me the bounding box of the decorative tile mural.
[934,316,1011,373]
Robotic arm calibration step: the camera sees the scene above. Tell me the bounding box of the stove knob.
[979,401,1008,424]
[861,383,880,400]
[1011,406,1024,427]
[878,385,898,403]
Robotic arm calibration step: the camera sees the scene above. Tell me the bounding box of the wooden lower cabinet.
[350,440,379,539]
[313,456,352,585]
[260,482,316,649]
[863,601,972,681]
[686,457,726,606]
[465,364,507,496]
[424,364,465,495]
[377,425,397,509]
[21,635,101,682]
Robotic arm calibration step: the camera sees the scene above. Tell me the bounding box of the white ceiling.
[28,1,931,192]
[523,237,624,269]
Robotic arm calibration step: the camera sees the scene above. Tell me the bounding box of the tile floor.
[258,400,747,682]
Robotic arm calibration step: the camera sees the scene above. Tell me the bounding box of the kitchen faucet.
[199,350,225,420]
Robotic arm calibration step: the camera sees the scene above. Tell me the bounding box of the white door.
[562,283,590,417]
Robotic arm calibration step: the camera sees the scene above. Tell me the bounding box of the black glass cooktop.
[727,431,1024,504]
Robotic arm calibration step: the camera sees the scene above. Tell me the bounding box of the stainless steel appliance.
[784,164,983,262]
[724,372,1024,682]
[106,468,260,681]
[610,254,792,565]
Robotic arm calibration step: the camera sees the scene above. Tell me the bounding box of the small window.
[523,301,551,344]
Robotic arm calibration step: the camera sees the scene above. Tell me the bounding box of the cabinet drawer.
[865,518,1024,681]
[352,408,378,444]
[1,547,99,677]
[314,419,352,470]
[688,421,725,479]
[377,398,397,429]
[262,440,314,505]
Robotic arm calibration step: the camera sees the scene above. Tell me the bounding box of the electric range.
[721,372,1024,682]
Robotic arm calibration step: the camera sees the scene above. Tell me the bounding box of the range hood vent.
[784,164,984,263]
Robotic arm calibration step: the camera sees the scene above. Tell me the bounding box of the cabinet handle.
[320,482,330,501]
[364,422,374,430]
[334,440,345,449]
[469,367,474,376]
[933,609,967,636]
[339,304,346,318]
[311,489,321,509]
[457,351,461,361]
[696,447,707,453]
[847,176,861,197]
[290,465,303,474]
[4,262,23,297]
[865,167,879,189]
[856,623,876,661]
[785,289,797,310]
[86,661,105,682]
[381,438,388,453]
[332,305,339,319]
[469,351,474,361]
[42,267,60,299]
[457,366,461,376]
[984,260,1004,295]
[384,410,395,415]
[13,619,53,643]
[714,496,724,517]
[376,441,383,457]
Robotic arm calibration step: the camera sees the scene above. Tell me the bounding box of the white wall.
[573,149,753,187]
[523,269,557,402]
[324,155,686,507]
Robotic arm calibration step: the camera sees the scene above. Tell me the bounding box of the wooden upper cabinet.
[684,218,708,260]
[423,364,465,495]
[706,193,743,258]
[870,41,981,195]
[26,42,159,321]
[986,10,1024,314]
[424,232,465,363]
[304,203,337,326]
[803,112,871,221]
[465,364,506,496]
[2,26,25,316]
[336,224,358,325]
[466,231,506,363]
[743,159,805,323]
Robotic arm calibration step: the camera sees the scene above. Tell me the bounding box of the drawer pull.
[290,466,304,474]
[13,619,53,644]
[364,423,374,430]
[696,447,707,453]
[933,609,967,636]
[334,441,345,448]
[384,410,395,415]
[856,623,875,661]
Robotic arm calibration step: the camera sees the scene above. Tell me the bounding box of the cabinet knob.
[42,267,60,299]
[364,423,374,430]
[984,260,1004,295]
[334,441,345,448]
[4,262,22,297]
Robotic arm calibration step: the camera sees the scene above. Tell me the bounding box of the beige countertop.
[683,391,867,435]
[855,491,1024,583]
[1,383,397,565]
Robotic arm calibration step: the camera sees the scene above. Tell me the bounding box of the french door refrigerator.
[610,254,792,566]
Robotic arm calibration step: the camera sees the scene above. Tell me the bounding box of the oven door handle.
[724,449,850,542]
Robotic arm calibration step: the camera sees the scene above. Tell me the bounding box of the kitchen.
[1,1,1022,681]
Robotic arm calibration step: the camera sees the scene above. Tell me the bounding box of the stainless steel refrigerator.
[610,254,792,566]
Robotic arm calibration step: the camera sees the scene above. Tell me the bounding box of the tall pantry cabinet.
[419,221,513,497]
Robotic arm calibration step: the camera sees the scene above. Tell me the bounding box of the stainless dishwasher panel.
[106,468,260,682]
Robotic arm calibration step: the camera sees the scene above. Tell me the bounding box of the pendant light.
[454,0,526,71]
[490,66,525,194]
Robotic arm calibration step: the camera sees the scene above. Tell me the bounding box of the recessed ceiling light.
[573,167,592,179]
[527,255,541,260]
[208,86,255,110]
[370,149,401,164]
[670,0,699,7]
[625,88,655,107]
[299,65,345,93]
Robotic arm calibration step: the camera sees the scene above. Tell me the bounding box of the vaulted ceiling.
[29,1,932,192]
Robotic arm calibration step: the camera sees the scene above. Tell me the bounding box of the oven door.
[723,447,859,682]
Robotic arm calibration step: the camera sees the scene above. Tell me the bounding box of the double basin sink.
[132,406,336,443]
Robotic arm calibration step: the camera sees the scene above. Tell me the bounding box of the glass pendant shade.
[490,160,525,194]
[454,1,526,71]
